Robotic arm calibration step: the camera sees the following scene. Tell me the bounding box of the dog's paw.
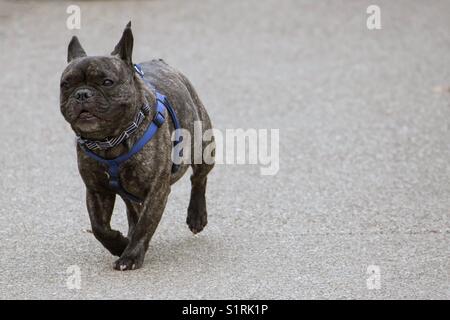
[113,255,144,271]
[186,208,207,234]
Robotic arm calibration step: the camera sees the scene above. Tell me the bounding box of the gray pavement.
[0,0,449,299]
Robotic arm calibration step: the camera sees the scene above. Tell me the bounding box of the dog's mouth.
[77,110,98,121]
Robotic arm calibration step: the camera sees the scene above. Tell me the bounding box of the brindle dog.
[60,22,214,270]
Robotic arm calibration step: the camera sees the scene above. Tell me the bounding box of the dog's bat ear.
[67,36,87,63]
[111,21,133,66]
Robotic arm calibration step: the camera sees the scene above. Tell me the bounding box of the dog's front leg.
[124,199,139,239]
[113,183,171,271]
[86,190,129,256]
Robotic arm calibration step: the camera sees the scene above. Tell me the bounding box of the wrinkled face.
[60,56,138,140]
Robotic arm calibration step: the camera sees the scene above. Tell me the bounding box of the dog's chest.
[77,142,171,198]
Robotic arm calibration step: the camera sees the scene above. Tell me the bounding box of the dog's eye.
[60,81,69,89]
[102,79,114,87]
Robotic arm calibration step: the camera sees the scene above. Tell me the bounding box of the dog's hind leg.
[187,162,214,234]
[86,190,129,256]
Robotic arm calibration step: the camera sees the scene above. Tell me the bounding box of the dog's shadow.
[90,231,225,274]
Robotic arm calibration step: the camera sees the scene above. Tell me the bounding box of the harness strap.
[134,63,182,173]
[80,94,166,204]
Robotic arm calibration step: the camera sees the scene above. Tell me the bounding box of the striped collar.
[77,103,151,150]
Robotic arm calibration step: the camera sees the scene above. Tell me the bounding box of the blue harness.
[78,64,181,204]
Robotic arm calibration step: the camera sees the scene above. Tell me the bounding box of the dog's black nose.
[74,88,93,102]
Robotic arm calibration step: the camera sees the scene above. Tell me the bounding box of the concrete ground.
[0,0,449,299]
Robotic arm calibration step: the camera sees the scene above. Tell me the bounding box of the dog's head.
[60,22,141,140]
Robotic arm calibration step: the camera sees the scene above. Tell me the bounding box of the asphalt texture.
[0,0,449,299]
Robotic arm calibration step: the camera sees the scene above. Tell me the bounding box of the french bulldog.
[60,22,214,270]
